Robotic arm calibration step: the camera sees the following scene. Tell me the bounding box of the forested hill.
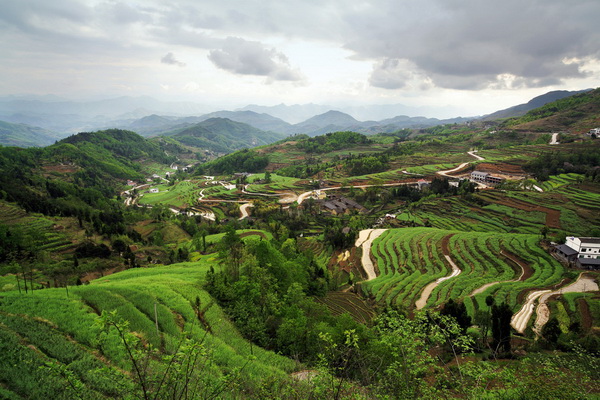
[0,120,62,147]
[505,87,600,132]
[0,129,174,217]
[167,117,285,153]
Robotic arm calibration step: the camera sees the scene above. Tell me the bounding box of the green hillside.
[0,120,61,147]
[168,118,285,154]
[506,87,600,132]
[0,96,599,399]
[0,258,296,399]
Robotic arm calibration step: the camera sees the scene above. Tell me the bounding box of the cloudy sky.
[2,0,600,117]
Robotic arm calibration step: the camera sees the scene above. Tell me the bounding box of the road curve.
[239,203,254,220]
[355,229,388,281]
[533,274,598,334]
[415,254,462,309]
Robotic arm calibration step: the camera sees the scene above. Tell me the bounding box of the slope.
[0,120,62,147]
[505,87,600,132]
[482,89,592,121]
[0,259,295,399]
[168,117,285,153]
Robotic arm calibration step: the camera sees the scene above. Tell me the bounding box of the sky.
[1,0,600,118]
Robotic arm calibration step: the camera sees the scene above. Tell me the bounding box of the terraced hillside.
[363,228,565,319]
[0,259,295,399]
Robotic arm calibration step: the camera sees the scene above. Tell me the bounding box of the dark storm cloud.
[347,0,600,90]
[208,37,303,81]
[161,52,186,67]
[1,0,599,94]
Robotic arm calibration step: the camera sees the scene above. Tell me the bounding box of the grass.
[0,258,296,398]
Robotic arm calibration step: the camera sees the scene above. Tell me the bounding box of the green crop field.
[362,228,566,316]
[0,258,296,399]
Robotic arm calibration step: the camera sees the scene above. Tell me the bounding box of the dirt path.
[512,274,598,334]
[533,274,598,334]
[415,234,461,309]
[238,203,254,220]
[355,229,388,281]
[470,250,528,296]
[437,162,471,178]
[467,150,485,161]
[296,181,425,206]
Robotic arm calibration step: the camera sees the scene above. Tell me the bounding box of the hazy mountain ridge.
[0,120,62,147]
[167,117,286,153]
[481,89,592,121]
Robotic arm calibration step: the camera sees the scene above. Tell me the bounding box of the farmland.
[363,228,567,318]
[0,259,296,399]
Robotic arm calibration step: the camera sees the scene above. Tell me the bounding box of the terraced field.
[0,259,295,399]
[362,228,565,318]
[316,291,375,324]
[0,201,74,254]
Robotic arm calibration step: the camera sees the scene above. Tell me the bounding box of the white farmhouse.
[555,236,600,270]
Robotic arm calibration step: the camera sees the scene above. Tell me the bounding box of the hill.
[505,87,600,132]
[482,89,593,121]
[0,120,62,147]
[0,129,173,223]
[168,117,286,153]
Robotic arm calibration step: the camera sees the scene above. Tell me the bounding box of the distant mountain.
[237,103,332,124]
[482,89,592,121]
[0,96,214,133]
[197,110,291,133]
[505,87,600,133]
[168,118,286,153]
[0,120,62,147]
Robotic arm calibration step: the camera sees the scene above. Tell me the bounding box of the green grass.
[0,258,296,398]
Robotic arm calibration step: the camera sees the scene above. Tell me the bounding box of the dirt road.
[355,229,387,281]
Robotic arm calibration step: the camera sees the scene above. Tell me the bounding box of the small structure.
[320,196,366,215]
[470,171,489,182]
[470,170,504,185]
[127,180,136,186]
[417,179,430,191]
[587,128,600,138]
[554,236,600,270]
[149,188,159,194]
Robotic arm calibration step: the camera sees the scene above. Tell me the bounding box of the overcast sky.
[2,0,599,118]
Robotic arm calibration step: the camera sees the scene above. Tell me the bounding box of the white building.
[470,171,489,182]
[149,188,159,194]
[565,237,600,258]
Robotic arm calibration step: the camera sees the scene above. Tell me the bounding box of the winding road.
[511,273,598,334]
[354,229,388,281]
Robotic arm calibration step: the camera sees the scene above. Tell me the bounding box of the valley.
[0,89,599,399]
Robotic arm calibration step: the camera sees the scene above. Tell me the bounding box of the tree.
[491,303,512,354]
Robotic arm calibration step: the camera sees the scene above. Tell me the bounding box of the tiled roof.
[555,244,578,256]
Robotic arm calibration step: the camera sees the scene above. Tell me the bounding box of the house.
[554,236,600,270]
[149,188,159,194]
[321,196,366,215]
[417,179,430,191]
[587,128,600,138]
[127,180,136,186]
[470,171,489,182]
[470,170,504,185]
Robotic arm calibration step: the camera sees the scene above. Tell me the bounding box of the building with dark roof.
[554,236,600,270]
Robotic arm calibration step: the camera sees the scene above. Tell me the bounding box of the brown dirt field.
[578,298,593,331]
[500,250,533,281]
[41,163,80,174]
[440,234,455,257]
[476,162,526,175]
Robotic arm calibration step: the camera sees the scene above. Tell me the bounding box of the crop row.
[362,228,565,316]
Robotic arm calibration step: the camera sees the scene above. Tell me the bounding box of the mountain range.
[0,88,595,149]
